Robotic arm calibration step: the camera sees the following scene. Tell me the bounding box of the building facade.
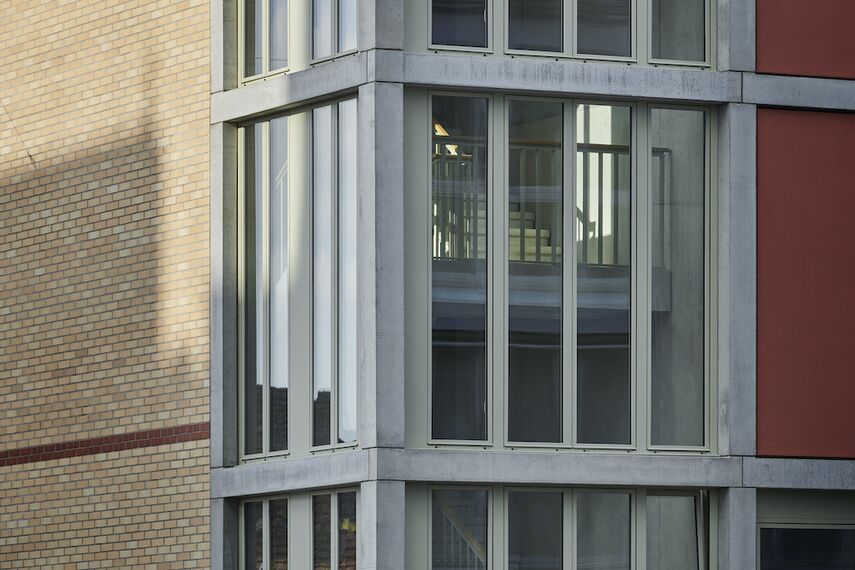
[2,0,855,568]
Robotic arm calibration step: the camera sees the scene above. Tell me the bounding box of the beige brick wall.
[0,0,211,566]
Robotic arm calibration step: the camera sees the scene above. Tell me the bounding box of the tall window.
[428,0,709,65]
[242,0,288,80]
[314,0,358,59]
[242,497,289,569]
[313,98,358,448]
[426,486,709,570]
[421,95,711,451]
[313,490,358,570]
[241,116,289,459]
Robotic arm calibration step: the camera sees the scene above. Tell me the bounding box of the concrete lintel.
[375,449,743,488]
[717,0,756,72]
[211,53,369,124]
[211,451,372,498]
[718,487,757,570]
[744,73,855,111]
[358,481,406,570]
[210,122,238,469]
[393,52,742,103]
[717,103,757,457]
[744,458,855,491]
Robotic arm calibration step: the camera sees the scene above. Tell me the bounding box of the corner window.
[242,0,288,80]
[313,99,359,448]
[314,0,358,59]
[241,116,290,459]
[417,94,712,452]
[242,497,289,569]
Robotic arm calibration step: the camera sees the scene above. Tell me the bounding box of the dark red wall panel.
[758,108,855,459]
[757,0,855,80]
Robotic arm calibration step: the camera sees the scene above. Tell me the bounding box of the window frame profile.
[311,0,359,64]
[311,488,360,570]
[239,495,290,570]
[238,0,290,84]
[409,91,716,454]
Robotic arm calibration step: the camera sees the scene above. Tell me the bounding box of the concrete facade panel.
[757,108,855,459]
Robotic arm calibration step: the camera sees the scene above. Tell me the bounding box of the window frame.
[410,90,717,454]
[238,0,291,85]
[422,0,713,67]
[311,488,360,570]
[310,98,360,453]
[311,0,359,65]
[239,495,290,570]
[238,118,291,463]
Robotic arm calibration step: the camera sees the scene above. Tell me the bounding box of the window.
[416,94,712,452]
[422,486,710,570]
[427,0,709,65]
[760,527,855,569]
[313,99,359,448]
[313,490,358,570]
[314,0,358,59]
[242,0,288,80]
[242,497,289,569]
[241,116,290,459]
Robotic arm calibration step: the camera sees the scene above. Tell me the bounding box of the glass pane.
[577,0,631,57]
[432,489,489,570]
[271,498,289,570]
[652,0,705,62]
[761,527,855,569]
[313,106,333,447]
[647,495,699,570]
[244,501,264,570]
[245,0,263,75]
[269,117,289,453]
[508,0,562,52]
[650,108,705,447]
[314,0,334,58]
[338,99,358,445]
[270,0,288,71]
[576,492,631,570]
[338,492,357,570]
[575,104,632,445]
[508,491,562,570]
[432,0,488,48]
[431,95,489,442]
[244,124,264,456]
[313,494,332,570]
[339,0,358,52]
[508,101,563,443]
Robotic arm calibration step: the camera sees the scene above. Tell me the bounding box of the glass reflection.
[244,501,264,570]
[508,0,562,52]
[577,0,631,57]
[652,0,705,62]
[576,492,631,570]
[432,0,488,48]
[313,495,332,570]
[270,117,289,453]
[432,489,489,570]
[647,495,699,570]
[575,104,631,445]
[270,498,289,569]
[244,124,264,456]
[431,95,489,441]
[245,0,263,76]
[761,528,855,569]
[270,0,288,71]
[508,100,563,443]
[508,491,562,570]
[314,0,334,58]
[338,492,357,570]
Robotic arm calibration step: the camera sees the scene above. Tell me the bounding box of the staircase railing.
[432,495,487,570]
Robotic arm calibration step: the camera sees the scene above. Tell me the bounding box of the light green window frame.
[238,0,291,84]
[404,89,717,454]
[239,495,290,570]
[310,488,360,570]
[411,0,714,67]
[406,485,715,570]
[311,0,359,63]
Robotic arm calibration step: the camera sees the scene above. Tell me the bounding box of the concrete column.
[211,122,239,469]
[360,0,405,51]
[718,0,756,71]
[717,103,757,457]
[358,82,406,450]
[718,487,757,570]
[211,0,237,92]
[358,481,407,570]
[211,498,240,570]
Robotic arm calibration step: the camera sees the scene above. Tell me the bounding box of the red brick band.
[0,422,210,467]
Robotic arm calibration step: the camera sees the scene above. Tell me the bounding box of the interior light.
[434,120,449,137]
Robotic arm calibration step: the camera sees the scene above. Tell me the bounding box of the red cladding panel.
[758,109,855,458]
[757,0,855,79]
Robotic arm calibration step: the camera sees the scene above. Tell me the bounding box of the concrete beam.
[393,52,742,103]
[376,449,743,488]
[744,458,855,491]
[211,451,372,498]
[210,122,239,469]
[211,53,370,124]
[717,103,757,457]
[743,73,855,112]
[718,487,757,570]
[718,0,756,72]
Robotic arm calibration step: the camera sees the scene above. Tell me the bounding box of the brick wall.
[0,0,211,566]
